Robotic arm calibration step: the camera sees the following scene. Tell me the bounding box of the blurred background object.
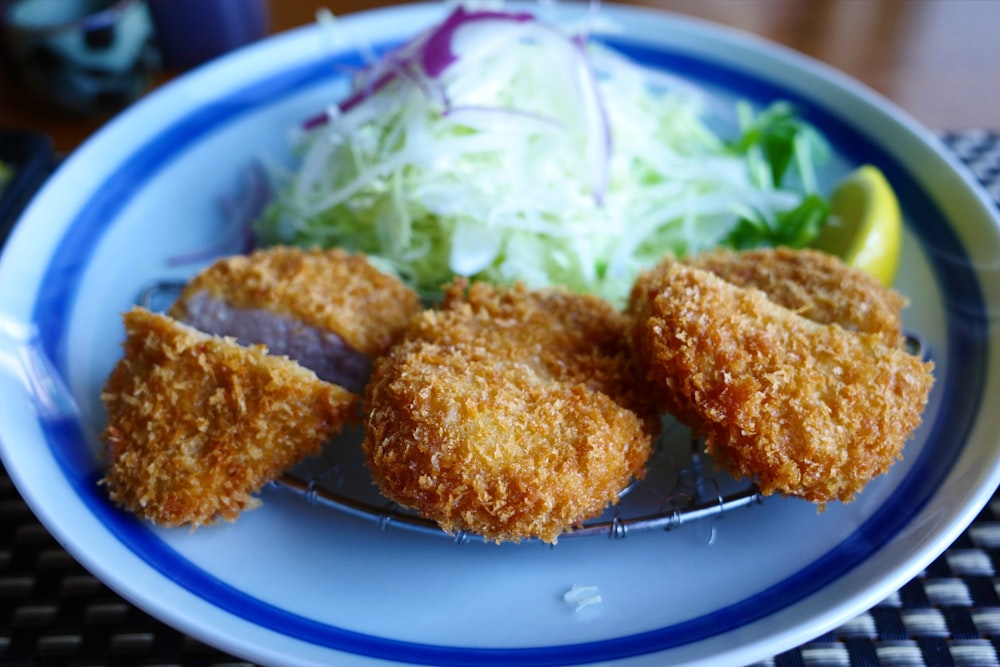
[0,130,53,243]
[147,0,268,71]
[0,0,159,116]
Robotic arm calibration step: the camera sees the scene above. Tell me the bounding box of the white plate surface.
[1,3,999,666]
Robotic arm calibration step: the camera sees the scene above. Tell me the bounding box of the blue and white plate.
[1,3,998,666]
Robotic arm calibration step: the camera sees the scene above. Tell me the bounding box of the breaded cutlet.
[169,246,422,392]
[407,280,661,416]
[682,247,907,347]
[101,307,360,526]
[364,280,660,543]
[629,262,933,504]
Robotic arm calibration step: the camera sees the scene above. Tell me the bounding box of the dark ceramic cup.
[0,0,159,115]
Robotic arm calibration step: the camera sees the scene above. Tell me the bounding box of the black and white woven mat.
[1,130,999,667]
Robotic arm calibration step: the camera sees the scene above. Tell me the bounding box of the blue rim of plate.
[20,27,989,667]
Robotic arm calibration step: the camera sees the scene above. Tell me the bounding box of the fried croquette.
[363,281,660,543]
[169,246,422,392]
[629,262,933,504]
[683,247,907,348]
[101,307,360,526]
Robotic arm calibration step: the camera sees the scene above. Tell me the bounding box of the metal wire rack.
[273,430,765,543]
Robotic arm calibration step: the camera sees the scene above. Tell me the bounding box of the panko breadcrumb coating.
[169,246,422,391]
[683,247,907,348]
[408,280,660,412]
[170,246,420,355]
[629,261,933,504]
[364,281,660,543]
[101,307,360,526]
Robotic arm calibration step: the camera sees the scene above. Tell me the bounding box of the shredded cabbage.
[257,5,830,304]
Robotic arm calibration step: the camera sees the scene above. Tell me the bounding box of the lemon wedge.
[811,165,902,286]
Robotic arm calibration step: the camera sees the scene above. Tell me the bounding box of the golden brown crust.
[683,247,907,348]
[363,281,660,543]
[101,307,360,526]
[168,246,421,357]
[629,262,934,504]
[409,280,660,414]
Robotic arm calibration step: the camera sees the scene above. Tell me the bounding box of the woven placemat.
[1,130,999,667]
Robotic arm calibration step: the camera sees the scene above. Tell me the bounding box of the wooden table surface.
[1,0,998,154]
